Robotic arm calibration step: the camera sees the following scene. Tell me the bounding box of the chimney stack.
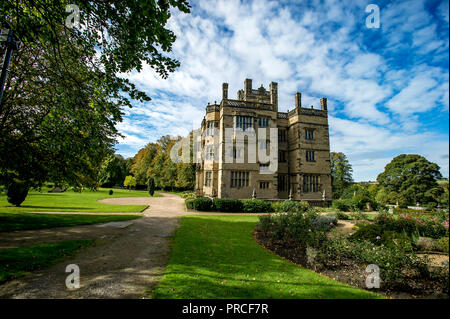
[244,79,252,95]
[294,92,301,108]
[269,82,278,111]
[222,83,228,100]
[320,97,327,111]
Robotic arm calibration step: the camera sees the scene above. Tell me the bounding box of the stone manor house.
[195,79,332,205]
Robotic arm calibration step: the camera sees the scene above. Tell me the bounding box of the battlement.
[221,79,278,112]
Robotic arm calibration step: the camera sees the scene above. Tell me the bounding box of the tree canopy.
[376,154,442,205]
[0,0,190,190]
[330,152,353,199]
[130,135,195,191]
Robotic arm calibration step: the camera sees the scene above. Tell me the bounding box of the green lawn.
[0,240,93,283]
[0,188,147,232]
[152,215,383,299]
[0,187,156,213]
[0,212,142,232]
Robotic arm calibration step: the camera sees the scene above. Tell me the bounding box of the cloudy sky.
[116,0,449,182]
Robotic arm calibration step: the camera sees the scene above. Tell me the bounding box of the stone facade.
[195,79,332,205]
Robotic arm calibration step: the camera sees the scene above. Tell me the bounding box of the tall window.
[205,171,212,187]
[306,150,315,162]
[260,181,270,189]
[231,171,249,188]
[235,116,253,131]
[278,175,288,191]
[303,175,319,193]
[278,129,287,142]
[305,128,314,140]
[258,117,269,127]
[206,121,215,136]
[206,145,214,160]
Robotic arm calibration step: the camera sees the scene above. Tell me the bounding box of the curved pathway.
[0,193,188,298]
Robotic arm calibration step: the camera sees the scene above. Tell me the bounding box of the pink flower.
[308,229,312,232]
[373,247,376,251]
[376,236,381,241]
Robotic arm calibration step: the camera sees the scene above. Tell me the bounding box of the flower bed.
[255,209,449,298]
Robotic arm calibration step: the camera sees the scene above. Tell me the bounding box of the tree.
[376,154,442,206]
[175,163,196,190]
[123,175,136,190]
[330,152,353,199]
[6,179,29,206]
[98,154,127,187]
[148,177,155,196]
[0,1,190,194]
[128,134,196,191]
[130,143,159,185]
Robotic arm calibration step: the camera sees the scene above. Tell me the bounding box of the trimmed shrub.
[213,198,243,212]
[109,189,114,195]
[313,216,338,231]
[6,181,29,207]
[193,197,213,211]
[185,199,194,210]
[147,177,155,196]
[242,199,273,213]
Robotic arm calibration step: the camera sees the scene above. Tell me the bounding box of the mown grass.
[0,212,141,232]
[0,187,153,213]
[0,188,146,232]
[152,215,383,299]
[0,240,93,283]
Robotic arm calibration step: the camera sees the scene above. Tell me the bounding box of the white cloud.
[115,0,449,180]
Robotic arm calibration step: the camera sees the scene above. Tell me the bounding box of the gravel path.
[0,193,188,299]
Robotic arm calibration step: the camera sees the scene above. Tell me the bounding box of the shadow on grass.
[153,215,381,299]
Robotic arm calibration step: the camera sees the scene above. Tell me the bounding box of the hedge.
[242,199,273,213]
[213,198,243,212]
[193,197,213,211]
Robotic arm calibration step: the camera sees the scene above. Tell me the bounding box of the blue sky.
[116,0,449,182]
